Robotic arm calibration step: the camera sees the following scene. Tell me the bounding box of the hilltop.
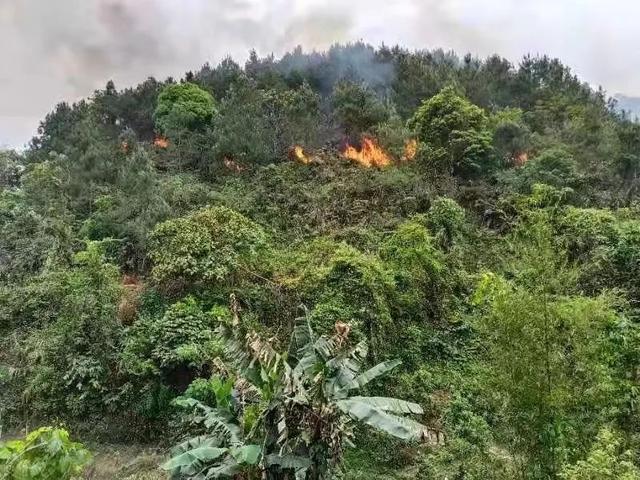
[2,43,640,479]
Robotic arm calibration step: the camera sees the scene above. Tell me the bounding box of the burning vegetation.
[224,157,246,172]
[290,145,311,164]
[402,139,418,161]
[154,136,169,148]
[512,151,529,167]
[341,136,392,168]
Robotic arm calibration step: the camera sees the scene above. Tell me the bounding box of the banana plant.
[161,395,261,479]
[165,299,431,480]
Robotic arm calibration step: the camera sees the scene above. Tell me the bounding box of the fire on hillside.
[154,136,169,148]
[340,136,392,168]
[290,145,311,164]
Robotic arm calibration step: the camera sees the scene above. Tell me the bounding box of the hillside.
[2,43,640,479]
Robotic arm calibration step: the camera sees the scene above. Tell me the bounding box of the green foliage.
[212,80,322,167]
[6,42,640,480]
[149,206,268,287]
[183,376,235,408]
[154,83,216,136]
[510,147,582,192]
[121,297,224,377]
[425,197,467,249]
[0,427,91,480]
[490,107,531,162]
[559,428,640,480]
[472,223,632,478]
[162,397,261,479]
[16,242,123,416]
[167,312,430,480]
[310,244,395,352]
[408,86,493,175]
[0,150,23,189]
[332,81,390,137]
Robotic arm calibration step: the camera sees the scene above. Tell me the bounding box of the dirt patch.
[82,444,168,480]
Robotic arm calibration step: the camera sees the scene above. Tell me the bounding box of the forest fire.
[341,136,391,168]
[402,139,418,161]
[513,151,529,167]
[153,136,169,148]
[224,157,246,172]
[290,145,310,164]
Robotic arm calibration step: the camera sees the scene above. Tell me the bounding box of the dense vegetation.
[2,42,640,479]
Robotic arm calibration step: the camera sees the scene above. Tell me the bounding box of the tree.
[0,150,23,189]
[332,81,390,138]
[212,80,322,168]
[473,223,630,478]
[18,242,123,416]
[148,206,268,287]
[408,86,492,176]
[489,108,531,164]
[154,82,216,137]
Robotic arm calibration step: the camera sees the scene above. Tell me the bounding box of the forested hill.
[3,43,640,479]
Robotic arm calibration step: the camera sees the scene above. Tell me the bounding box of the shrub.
[121,298,226,378]
[408,86,493,176]
[560,428,640,480]
[0,427,91,480]
[426,197,467,249]
[149,206,268,287]
[154,83,215,136]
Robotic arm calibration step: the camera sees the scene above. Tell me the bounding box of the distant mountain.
[615,94,640,119]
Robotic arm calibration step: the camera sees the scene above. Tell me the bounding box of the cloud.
[1,0,639,147]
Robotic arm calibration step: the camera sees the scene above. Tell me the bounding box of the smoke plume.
[1,0,640,147]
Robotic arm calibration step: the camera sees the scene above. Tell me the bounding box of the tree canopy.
[2,42,640,480]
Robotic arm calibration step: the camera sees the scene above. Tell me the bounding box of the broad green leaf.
[161,446,227,470]
[336,398,428,441]
[265,453,312,470]
[230,444,261,465]
[346,396,423,414]
[288,312,315,363]
[347,359,402,390]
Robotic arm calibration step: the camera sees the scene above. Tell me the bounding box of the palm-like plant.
[162,394,262,478]
[165,298,431,480]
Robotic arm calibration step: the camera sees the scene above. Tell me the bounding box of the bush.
[121,298,226,379]
[154,83,216,136]
[0,427,91,480]
[149,206,269,287]
[408,86,493,176]
[19,242,123,416]
[560,428,640,480]
[426,197,467,249]
[508,147,581,192]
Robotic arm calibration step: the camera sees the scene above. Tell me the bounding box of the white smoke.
[1,0,639,147]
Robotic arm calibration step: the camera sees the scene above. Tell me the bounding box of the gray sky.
[1,0,639,148]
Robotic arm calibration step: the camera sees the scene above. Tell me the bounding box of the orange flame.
[341,136,391,168]
[224,157,245,172]
[290,145,310,164]
[513,151,528,167]
[402,139,418,161]
[154,136,169,148]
